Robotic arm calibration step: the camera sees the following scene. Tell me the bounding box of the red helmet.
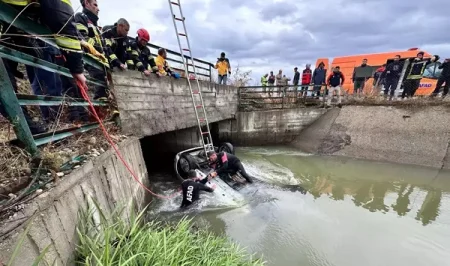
[137,28,150,42]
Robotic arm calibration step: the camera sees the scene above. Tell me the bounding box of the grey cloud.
[259,2,299,21]
[106,0,450,81]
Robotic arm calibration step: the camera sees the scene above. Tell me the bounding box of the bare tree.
[229,65,252,87]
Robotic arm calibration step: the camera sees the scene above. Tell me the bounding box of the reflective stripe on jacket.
[2,0,83,74]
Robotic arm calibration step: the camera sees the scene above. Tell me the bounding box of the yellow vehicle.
[315,48,442,95]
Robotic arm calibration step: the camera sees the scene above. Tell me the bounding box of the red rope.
[76,80,180,199]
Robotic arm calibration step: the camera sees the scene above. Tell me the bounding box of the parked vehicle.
[315,48,441,96]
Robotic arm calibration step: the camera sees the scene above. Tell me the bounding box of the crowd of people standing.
[259,50,449,108]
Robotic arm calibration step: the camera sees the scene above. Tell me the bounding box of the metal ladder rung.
[168,0,213,155]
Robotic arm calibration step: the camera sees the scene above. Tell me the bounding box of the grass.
[75,203,265,266]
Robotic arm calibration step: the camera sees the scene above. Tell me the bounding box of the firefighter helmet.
[137,28,150,42]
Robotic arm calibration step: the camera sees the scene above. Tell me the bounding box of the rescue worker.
[431,58,450,98]
[1,0,87,128]
[383,55,403,100]
[301,64,312,96]
[261,73,268,92]
[293,67,300,94]
[215,52,231,85]
[126,28,153,76]
[180,170,216,208]
[352,59,369,95]
[208,151,254,183]
[102,18,130,70]
[312,62,327,97]
[0,0,86,86]
[74,0,109,100]
[326,66,345,108]
[402,52,438,99]
[154,48,173,77]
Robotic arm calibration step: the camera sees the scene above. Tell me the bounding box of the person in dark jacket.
[312,62,327,97]
[75,0,109,100]
[102,18,130,70]
[326,66,345,108]
[402,52,438,98]
[301,64,312,96]
[180,170,216,208]
[1,0,86,86]
[126,28,154,76]
[293,67,300,93]
[431,59,450,98]
[383,55,403,100]
[208,151,253,183]
[373,64,386,92]
[352,58,369,95]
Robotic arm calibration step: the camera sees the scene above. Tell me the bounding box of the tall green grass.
[75,202,265,266]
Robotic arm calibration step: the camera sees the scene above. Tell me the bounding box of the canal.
[148,146,450,266]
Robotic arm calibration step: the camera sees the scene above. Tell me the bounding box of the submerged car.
[174,142,248,190]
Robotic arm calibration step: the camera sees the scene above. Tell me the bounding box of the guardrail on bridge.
[238,85,326,110]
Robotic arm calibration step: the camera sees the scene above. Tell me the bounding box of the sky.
[73,0,450,84]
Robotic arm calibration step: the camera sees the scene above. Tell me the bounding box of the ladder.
[168,0,214,156]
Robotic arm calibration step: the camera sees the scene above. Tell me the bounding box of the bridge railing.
[145,42,214,82]
[238,85,326,110]
[0,2,115,157]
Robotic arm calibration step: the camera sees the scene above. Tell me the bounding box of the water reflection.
[295,174,444,226]
[240,150,449,227]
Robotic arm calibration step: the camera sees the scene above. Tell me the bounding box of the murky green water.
[151,147,450,266]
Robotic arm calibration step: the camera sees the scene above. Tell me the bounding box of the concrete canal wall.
[113,72,238,138]
[0,138,149,265]
[216,108,327,145]
[293,105,450,169]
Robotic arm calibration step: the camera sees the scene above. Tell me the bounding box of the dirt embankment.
[292,105,450,169]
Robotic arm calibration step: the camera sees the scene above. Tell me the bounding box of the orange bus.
[315,48,442,96]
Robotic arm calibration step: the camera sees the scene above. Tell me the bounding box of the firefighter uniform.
[402,57,435,98]
[74,7,108,99]
[1,0,84,74]
[102,24,128,69]
[74,8,108,67]
[1,0,86,127]
[126,38,157,73]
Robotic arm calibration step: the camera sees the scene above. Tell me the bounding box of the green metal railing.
[0,2,110,156]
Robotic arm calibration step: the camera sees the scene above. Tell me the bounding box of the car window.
[433,62,443,78]
[423,62,441,79]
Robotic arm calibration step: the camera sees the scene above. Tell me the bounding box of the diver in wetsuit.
[208,151,254,183]
[180,170,216,208]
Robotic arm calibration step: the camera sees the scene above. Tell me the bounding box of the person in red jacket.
[301,64,312,96]
[326,66,345,108]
